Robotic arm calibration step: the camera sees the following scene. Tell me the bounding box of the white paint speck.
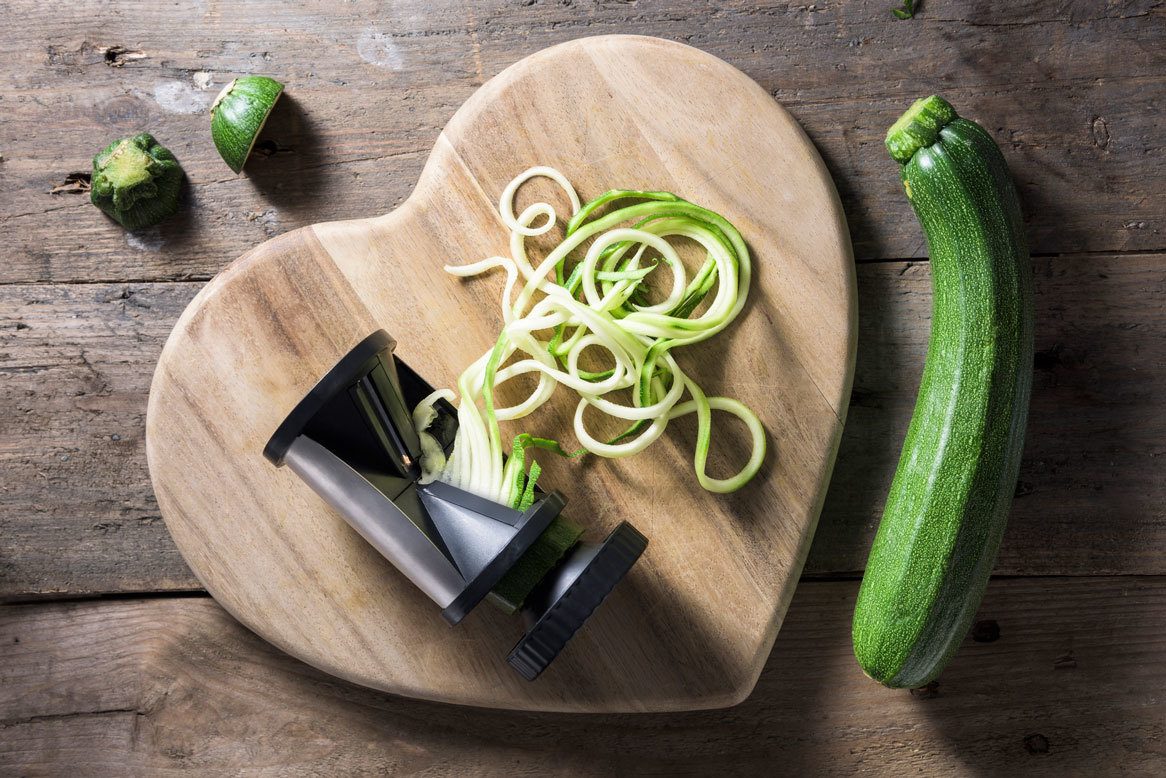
[357,29,405,70]
[126,227,164,252]
[153,80,211,114]
[245,208,282,237]
[193,71,214,90]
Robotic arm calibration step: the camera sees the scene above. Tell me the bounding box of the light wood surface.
[144,35,856,712]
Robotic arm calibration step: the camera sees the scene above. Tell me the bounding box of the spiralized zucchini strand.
[414,167,766,505]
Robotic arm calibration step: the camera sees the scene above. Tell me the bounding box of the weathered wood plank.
[2,253,1162,597]
[0,283,197,597]
[2,577,1164,774]
[1,0,1162,283]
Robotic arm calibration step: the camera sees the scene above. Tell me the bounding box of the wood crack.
[0,708,137,728]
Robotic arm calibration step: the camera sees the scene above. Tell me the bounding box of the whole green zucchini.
[852,96,1034,688]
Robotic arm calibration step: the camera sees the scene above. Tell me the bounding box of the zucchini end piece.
[90,132,184,230]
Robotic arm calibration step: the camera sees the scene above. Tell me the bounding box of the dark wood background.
[2,1,1163,774]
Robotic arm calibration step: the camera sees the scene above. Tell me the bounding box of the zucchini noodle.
[414,167,766,507]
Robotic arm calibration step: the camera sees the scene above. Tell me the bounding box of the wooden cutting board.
[146,35,856,713]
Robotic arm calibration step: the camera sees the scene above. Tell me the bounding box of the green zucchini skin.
[852,97,1034,688]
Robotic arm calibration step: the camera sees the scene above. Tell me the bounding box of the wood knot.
[971,619,1000,643]
[1034,343,1066,371]
[1091,116,1110,151]
[49,172,91,195]
[1024,733,1050,754]
[102,45,146,67]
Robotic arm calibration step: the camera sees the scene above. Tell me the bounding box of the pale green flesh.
[853,117,1034,688]
[414,171,766,508]
[411,171,768,611]
[103,141,153,191]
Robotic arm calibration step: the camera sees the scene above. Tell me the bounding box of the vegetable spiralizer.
[262,330,647,680]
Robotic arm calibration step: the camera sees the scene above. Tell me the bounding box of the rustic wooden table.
[1,1,1163,775]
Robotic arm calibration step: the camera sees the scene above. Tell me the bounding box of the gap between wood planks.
[8,571,1166,607]
[1,248,1164,288]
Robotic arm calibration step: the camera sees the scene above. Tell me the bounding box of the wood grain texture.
[3,577,1164,776]
[0,0,1163,771]
[143,36,855,711]
[0,0,1162,284]
[4,254,1162,598]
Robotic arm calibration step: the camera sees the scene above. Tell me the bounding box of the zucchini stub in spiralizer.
[852,96,1034,688]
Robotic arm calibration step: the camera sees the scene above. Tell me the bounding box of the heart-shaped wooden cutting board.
[146,35,855,712]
